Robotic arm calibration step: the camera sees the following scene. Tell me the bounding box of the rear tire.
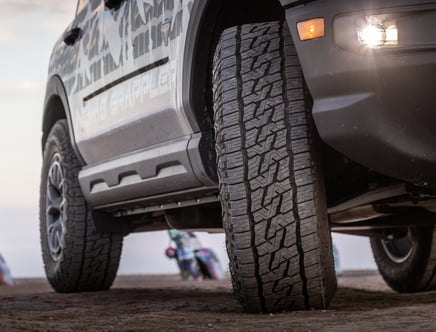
[213,22,336,313]
[40,120,123,293]
[371,226,436,293]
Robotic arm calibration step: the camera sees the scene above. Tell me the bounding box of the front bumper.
[285,0,436,188]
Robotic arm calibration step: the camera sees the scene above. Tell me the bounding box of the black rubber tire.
[213,22,336,313]
[370,226,436,293]
[40,120,123,293]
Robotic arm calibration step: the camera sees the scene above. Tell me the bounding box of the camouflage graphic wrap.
[48,0,194,163]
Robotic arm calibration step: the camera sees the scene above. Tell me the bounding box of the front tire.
[40,120,123,293]
[371,226,436,293]
[213,22,336,313]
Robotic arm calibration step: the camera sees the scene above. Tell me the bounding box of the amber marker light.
[297,18,325,41]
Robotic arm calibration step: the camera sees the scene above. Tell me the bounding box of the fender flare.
[42,75,84,164]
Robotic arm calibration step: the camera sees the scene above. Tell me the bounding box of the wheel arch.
[42,75,84,164]
[182,1,376,208]
[182,0,287,133]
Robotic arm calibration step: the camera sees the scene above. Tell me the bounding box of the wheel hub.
[381,228,416,264]
[45,153,65,262]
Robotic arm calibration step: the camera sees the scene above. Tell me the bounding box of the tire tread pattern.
[213,22,336,313]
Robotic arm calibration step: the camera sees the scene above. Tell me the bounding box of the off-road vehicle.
[41,0,436,312]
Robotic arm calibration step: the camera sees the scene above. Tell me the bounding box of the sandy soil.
[1,271,436,331]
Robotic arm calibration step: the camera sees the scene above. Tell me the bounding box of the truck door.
[72,0,194,164]
[68,1,209,207]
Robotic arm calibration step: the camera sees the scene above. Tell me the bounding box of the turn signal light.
[297,18,325,41]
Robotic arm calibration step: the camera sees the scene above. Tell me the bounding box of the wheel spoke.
[45,153,65,262]
[47,224,59,249]
[48,164,61,188]
[47,195,63,211]
[48,219,61,237]
[47,185,59,203]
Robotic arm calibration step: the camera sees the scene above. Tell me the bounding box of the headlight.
[333,12,404,53]
[358,17,398,48]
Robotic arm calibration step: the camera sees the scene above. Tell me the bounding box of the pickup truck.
[40,0,436,313]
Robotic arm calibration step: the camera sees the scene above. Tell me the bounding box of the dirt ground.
[1,271,436,331]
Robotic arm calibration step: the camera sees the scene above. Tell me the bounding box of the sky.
[0,0,375,278]
[0,0,80,208]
